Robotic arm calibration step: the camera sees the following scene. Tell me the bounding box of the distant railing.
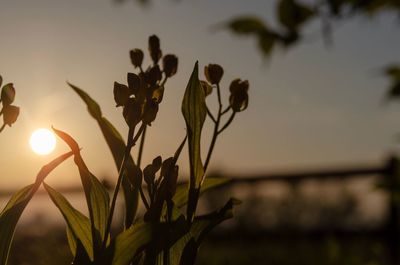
[1,156,399,263]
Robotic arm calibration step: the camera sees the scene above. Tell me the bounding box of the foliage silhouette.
[0,35,249,265]
[0,76,19,133]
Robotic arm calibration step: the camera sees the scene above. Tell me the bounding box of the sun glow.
[29,128,56,155]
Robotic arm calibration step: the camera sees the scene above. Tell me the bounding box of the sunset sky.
[0,0,399,189]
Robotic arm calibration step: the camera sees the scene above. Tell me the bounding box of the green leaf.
[53,127,110,255]
[173,177,230,208]
[69,82,139,228]
[226,16,268,35]
[170,198,240,265]
[44,183,94,261]
[109,221,153,265]
[181,62,207,220]
[278,0,315,32]
[0,151,73,265]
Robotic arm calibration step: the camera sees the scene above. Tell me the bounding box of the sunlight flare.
[29,128,56,155]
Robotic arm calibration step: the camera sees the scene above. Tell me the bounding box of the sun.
[29,128,56,155]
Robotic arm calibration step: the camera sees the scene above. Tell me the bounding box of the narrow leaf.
[0,151,73,265]
[69,83,139,228]
[44,183,94,261]
[53,127,110,255]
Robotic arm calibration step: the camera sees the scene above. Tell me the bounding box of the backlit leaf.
[181,62,207,220]
[0,151,73,265]
[53,127,110,255]
[44,183,94,261]
[69,83,139,228]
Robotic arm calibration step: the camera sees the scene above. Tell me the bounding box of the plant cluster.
[0,35,249,265]
[0,76,19,133]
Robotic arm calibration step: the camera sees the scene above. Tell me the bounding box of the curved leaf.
[53,127,110,255]
[109,221,153,265]
[0,151,73,265]
[68,82,139,228]
[172,177,230,208]
[44,183,94,261]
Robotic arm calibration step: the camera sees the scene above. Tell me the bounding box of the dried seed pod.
[162,54,178,77]
[142,99,159,125]
[1,83,16,106]
[123,98,143,127]
[204,64,224,85]
[127,72,141,96]
[145,65,162,87]
[229,79,249,112]
[148,35,162,64]
[3,105,20,126]
[130,49,144,68]
[200,80,213,97]
[113,82,130,107]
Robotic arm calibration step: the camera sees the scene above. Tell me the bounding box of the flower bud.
[200,80,213,97]
[229,79,249,112]
[162,54,178,77]
[113,82,130,107]
[148,35,162,64]
[130,49,144,68]
[204,64,224,85]
[3,105,19,126]
[1,83,16,106]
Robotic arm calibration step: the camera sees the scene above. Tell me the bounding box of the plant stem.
[103,123,146,249]
[0,123,5,133]
[203,84,223,173]
[218,111,235,135]
[137,126,147,167]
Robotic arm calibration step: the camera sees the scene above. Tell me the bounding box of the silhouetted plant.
[0,35,248,265]
[0,76,19,133]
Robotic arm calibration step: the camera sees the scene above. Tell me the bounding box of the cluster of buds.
[114,35,178,128]
[0,75,20,129]
[202,64,249,113]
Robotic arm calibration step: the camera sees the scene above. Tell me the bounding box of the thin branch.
[103,122,146,249]
[206,106,217,123]
[221,106,231,115]
[218,112,236,135]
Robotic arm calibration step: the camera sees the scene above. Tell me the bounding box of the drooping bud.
[162,54,178,77]
[130,49,144,68]
[200,80,213,97]
[229,79,249,112]
[148,35,162,64]
[113,82,130,107]
[3,105,20,126]
[204,64,224,85]
[1,83,16,106]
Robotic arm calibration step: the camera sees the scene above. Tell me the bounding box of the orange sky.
[0,0,399,189]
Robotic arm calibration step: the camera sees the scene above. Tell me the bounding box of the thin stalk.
[221,106,231,115]
[206,106,217,123]
[137,126,147,167]
[203,83,223,173]
[0,123,5,133]
[218,112,236,135]
[103,123,146,249]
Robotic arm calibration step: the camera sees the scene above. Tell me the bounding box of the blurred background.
[1,0,400,264]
